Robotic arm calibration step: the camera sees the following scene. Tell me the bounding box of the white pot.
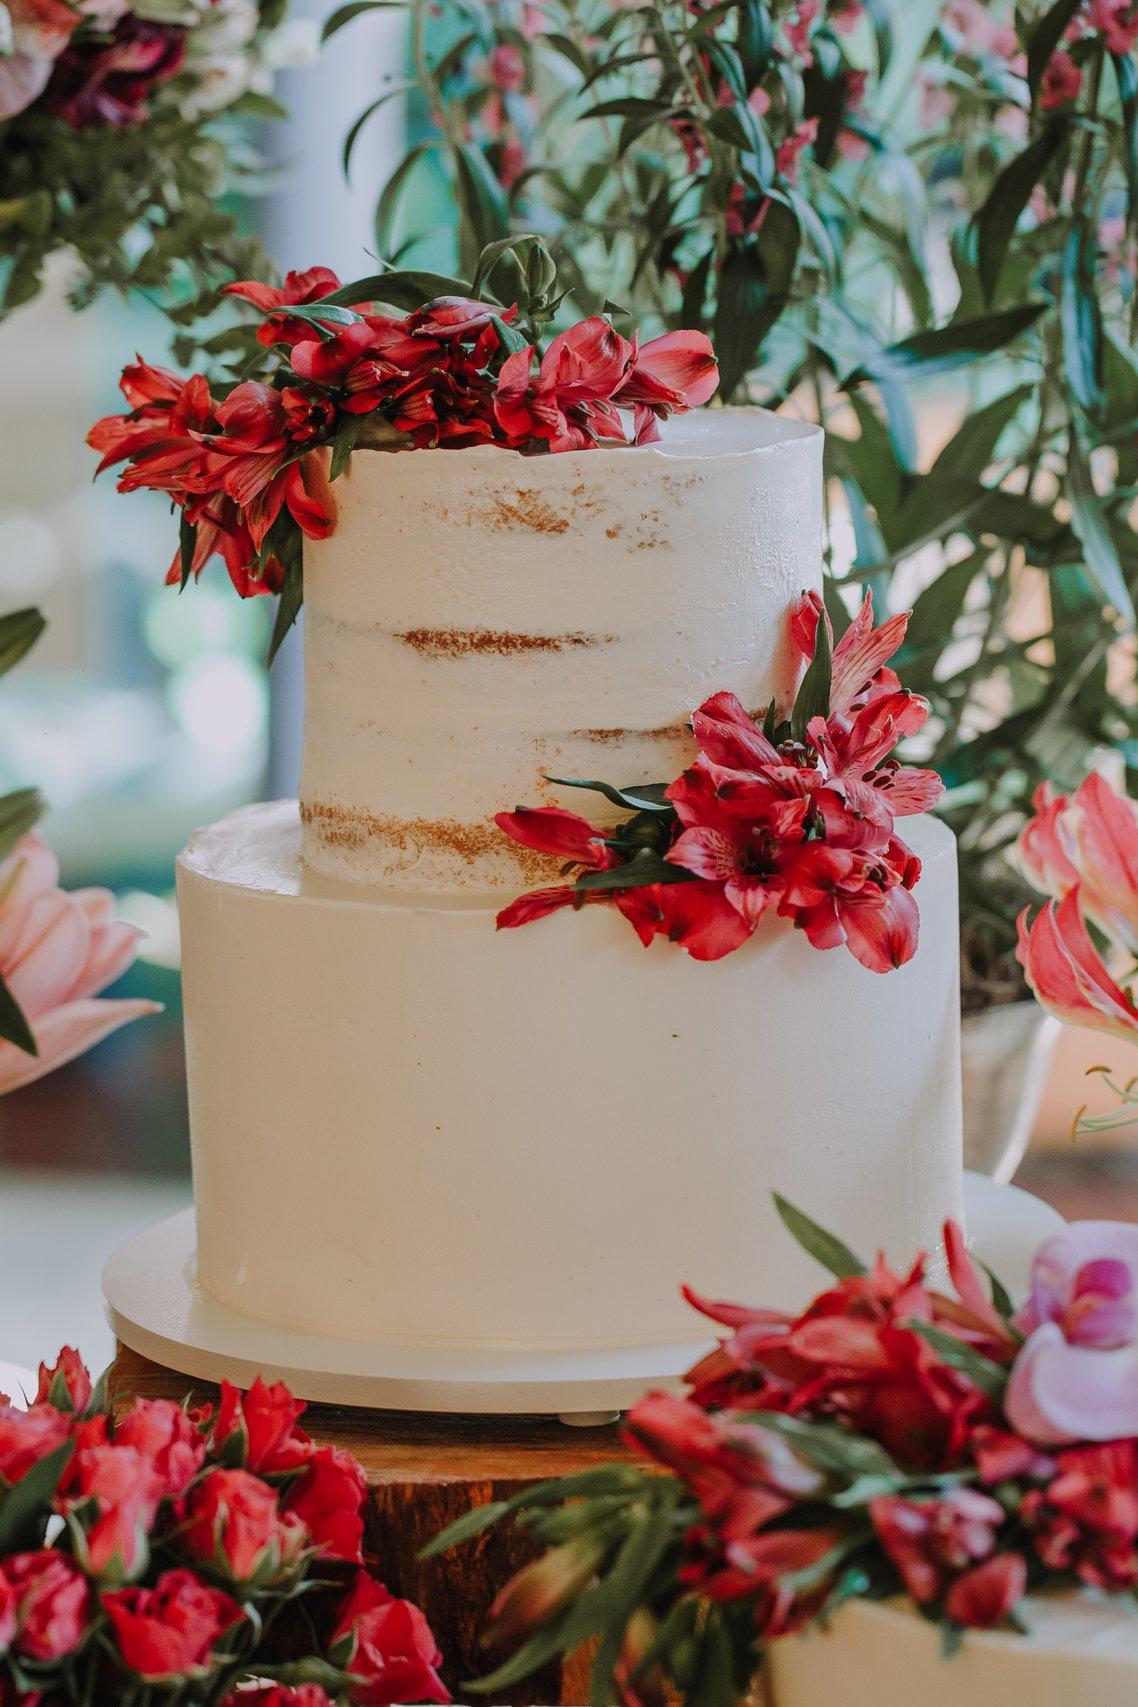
[961,1001,1061,1183]
[761,1592,1138,1707]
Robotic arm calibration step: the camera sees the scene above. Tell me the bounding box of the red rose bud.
[34,1348,92,1415]
[213,1377,311,1473]
[1,1550,90,1660]
[284,1444,367,1563]
[103,1567,243,1679]
[0,1402,71,1486]
[330,1571,450,1705]
[65,1444,164,1582]
[485,1535,604,1647]
[182,1467,306,1586]
[115,1398,207,1499]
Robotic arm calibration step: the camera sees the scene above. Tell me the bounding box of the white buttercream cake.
[176,408,965,1353]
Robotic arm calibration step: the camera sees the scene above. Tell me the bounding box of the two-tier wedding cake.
[173,407,965,1366]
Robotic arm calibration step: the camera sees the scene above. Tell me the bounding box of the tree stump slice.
[111,1346,633,1705]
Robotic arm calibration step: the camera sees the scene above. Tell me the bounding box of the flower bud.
[485,1534,604,1646]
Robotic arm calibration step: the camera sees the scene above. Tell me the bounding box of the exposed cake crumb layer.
[299,407,823,890]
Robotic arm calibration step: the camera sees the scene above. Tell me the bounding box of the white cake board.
[103,1173,1063,1418]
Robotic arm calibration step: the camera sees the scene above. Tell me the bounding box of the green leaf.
[590,1488,682,1707]
[1114,52,1138,223]
[981,1262,1015,1323]
[741,1411,898,1480]
[909,1322,1009,1401]
[773,1193,867,1279]
[928,386,1032,483]
[330,414,364,482]
[573,850,689,893]
[1066,430,1134,625]
[1027,0,1084,94]
[419,1500,510,1559]
[343,84,416,178]
[258,1659,355,1689]
[0,787,45,866]
[374,141,436,250]
[0,1439,74,1553]
[790,609,831,742]
[267,551,304,667]
[322,270,473,310]
[0,970,36,1057]
[975,126,1068,301]
[453,142,510,275]
[846,304,1046,387]
[322,0,407,41]
[1060,223,1103,416]
[544,776,674,814]
[178,513,197,591]
[0,607,45,678]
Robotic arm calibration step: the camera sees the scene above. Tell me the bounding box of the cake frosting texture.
[763,1592,1138,1707]
[300,408,824,888]
[178,801,963,1349]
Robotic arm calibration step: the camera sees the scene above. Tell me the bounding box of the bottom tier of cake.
[763,1593,1138,1707]
[177,800,965,1352]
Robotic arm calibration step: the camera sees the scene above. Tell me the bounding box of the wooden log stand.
[110,1346,633,1706]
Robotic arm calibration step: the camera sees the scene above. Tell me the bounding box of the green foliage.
[345,0,1138,1000]
[0,102,271,322]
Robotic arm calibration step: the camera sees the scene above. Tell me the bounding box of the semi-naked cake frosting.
[763,1592,1138,1707]
[176,408,965,1353]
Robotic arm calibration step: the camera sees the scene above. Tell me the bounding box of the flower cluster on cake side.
[0,1350,448,1704]
[86,242,718,653]
[495,591,943,970]
[429,1201,1138,1704]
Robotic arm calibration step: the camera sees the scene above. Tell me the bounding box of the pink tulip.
[1006,1222,1138,1446]
[0,832,158,1095]
[1016,889,1138,1047]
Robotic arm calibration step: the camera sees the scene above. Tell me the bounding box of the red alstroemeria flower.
[88,361,215,493]
[200,383,334,552]
[495,317,634,451]
[612,330,720,443]
[494,805,617,929]
[224,267,344,348]
[1017,888,1138,1047]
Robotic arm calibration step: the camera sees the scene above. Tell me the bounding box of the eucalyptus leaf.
[741,1410,898,1480]
[545,776,675,814]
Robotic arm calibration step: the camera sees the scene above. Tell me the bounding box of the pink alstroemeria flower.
[0,832,158,1096]
[1016,889,1138,1046]
[1019,772,1138,957]
[1006,1222,1138,1445]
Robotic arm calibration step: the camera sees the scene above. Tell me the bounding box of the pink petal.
[873,766,944,815]
[494,805,612,867]
[944,1219,1009,1336]
[1006,1322,1138,1446]
[692,693,781,769]
[1017,892,1138,1041]
[654,881,756,961]
[64,919,145,1004]
[667,826,743,882]
[1016,780,1079,898]
[829,610,911,717]
[3,892,89,1020]
[840,885,919,972]
[0,998,159,1096]
[1068,772,1138,955]
[495,886,578,930]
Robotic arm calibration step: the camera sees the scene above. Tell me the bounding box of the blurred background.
[0,0,1133,1378]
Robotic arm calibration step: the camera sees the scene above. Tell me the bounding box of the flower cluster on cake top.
[86,239,717,657]
[0,1350,448,1704]
[495,591,943,972]
[428,1199,1138,1704]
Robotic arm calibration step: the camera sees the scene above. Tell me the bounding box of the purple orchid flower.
[1006,1222,1138,1445]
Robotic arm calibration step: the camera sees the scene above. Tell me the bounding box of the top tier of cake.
[300,407,823,890]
